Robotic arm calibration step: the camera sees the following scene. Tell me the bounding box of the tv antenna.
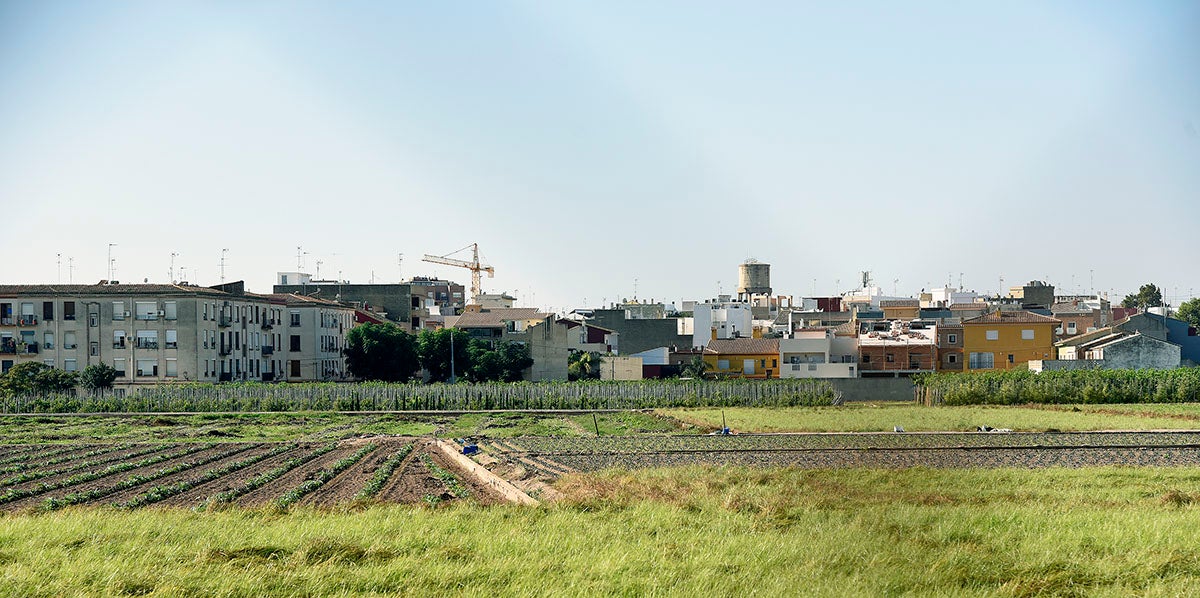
[220,248,229,283]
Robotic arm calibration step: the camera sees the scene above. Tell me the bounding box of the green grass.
[662,404,1200,433]
[569,411,687,435]
[440,412,580,438]
[3,467,1200,596]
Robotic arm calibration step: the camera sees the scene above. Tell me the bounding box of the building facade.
[961,310,1059,372]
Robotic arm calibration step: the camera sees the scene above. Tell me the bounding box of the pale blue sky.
[2,1,1197,311]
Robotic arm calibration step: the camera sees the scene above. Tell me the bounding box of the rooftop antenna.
[959,273,964,290]
[56,253,62,283]
[107,243,117,280]
[634,278,639,301]
[1090,269,1095,296]
[316,260,324,279]
[179,266,187,283]
[220,248,229,283]
[296,246,308,271]
[398,253,404,282]
[169,252,178,283]
[68,257,74,283]
[370,270,375,284]
[893,278,900,295]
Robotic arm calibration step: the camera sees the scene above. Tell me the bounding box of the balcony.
[136,340,159,350]
[165,342,177,350]
[113,341,126,349]
[219,344,232,356]
[18,316,37,326]
[218,372,233,382]
[0,341,15,354]
[261,345,274,356]
[218,315,232,328]
[0,317,13,326]
[261,372,275,382]
[23,342,39,355]
[261,319,275,330]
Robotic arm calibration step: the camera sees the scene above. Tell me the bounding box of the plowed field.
[0,437,503,512]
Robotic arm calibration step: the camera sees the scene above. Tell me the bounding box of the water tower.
[737,259,771,302]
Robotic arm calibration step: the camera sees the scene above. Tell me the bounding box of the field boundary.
[435,440,538,506]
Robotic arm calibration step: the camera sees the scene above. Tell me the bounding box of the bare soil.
[235,445,359,508]
[103,444,277,506]
[155,444,315,508]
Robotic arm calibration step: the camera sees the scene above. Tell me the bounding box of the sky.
[1,1,1198,312]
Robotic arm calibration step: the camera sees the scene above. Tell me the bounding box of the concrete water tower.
[737,259,771,302]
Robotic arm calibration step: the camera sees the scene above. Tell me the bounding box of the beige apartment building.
[0,282,356,389]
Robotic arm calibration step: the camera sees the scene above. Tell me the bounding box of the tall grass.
[3,467,1200,596]
[0,378,842,414]
[916,368,1200,406]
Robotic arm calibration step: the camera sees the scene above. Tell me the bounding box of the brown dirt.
[235,445,359,508]
[298,441,411,508]
[1,444,182,494]
[156,444,315,508]
[426,446,504,506]
[375,440,450,504]
[2,444,245,512]
[103,444,276,506]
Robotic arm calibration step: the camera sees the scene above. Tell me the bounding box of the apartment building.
[0,282,356,388]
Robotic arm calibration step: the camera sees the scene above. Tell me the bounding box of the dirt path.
[235,445,358,508]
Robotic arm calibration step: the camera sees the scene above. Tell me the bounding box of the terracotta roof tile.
[703,337,780,355]
[453,308,548,329]
[963,310,1061,325]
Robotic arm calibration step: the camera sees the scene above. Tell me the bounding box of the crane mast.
[421,243,494,305]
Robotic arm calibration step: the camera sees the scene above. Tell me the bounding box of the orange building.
[961,310,1060,371]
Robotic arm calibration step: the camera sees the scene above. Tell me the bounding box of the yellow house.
[961,310,1060,371]
[880,300,920,320]
[702,338,780,379]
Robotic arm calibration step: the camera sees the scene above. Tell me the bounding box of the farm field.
[3,467,1200,596]
[661,403,1200,433]
[0,438,501,513]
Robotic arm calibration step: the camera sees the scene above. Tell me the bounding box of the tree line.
[343,323,532,383]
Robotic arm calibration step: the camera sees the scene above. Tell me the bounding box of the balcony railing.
[113,341,126,349]
[136,340,158,350]
[219,344,232,356]
[18,316,37,326]
[165,342,177,349]
[0,317,14,326]
[218,372,233,382]
[24,342,39,355]
[218,315,232,327]
[261,345,274,356]
[261,319,275,330]
[0,342,15,354]
[261,372,275,382]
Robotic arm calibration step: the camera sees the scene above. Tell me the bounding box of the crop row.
[500,431,1200,455]
[1,444,167,488]
[548,446,1200,472]
[0,445,87,470]
[200,442,339,509]
[0,444,126,476]
[917,368,1200,405]
[421,454,469,499]
[0,444,211,505]
[41,444,256,511]
[115,443,297,509]
[275,444,378,509]
[355,444,414,501]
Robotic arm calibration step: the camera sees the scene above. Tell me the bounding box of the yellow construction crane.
[421,243,494,304]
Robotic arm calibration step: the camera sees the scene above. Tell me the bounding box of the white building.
[778,329,858,378]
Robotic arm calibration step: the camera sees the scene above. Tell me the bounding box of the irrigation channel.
[481,431,1200,475]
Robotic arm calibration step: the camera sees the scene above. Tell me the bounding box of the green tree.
[1122,284,1164,310]
[466,340,533,382]
[679,356,711,379]
[79,363,118,392]
[1177,297,1200,330]
[568,351,601,381]
[343,323,421,382]
[0,362,78,396]
[417,328,472,383]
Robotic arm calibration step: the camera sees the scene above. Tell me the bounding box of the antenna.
[398,253,404,282]
[1090,269,1095,295]
[68,257,74,283]
[107,243,117,280]
[316,260,324,279]
[57,253,62,283]
[179,266,187,283]
[296,246,308,271]
[169,252,179,283]
[633,278,639,301]
[893,278,900,295]
[220,248,229,283]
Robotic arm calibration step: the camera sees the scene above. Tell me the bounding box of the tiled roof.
[0,283,230,297]
[703,337,780,355]
[963,310,1061,325]
[453,308,548,329]
[250,292,347,307]
[949,303,989,311]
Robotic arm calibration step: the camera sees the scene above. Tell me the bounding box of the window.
[948,334,957,344]
[112,301,126,321]
[63,331,77,350]
[136,359,158,377]
[968,352,994,369]
[19,303,35,325]
[862,354,871,363]
[886,354,895,362]
[985,330,999,341]
[165,330,177,349]
[43,301,54,321]
[165,359,177,378]
[717,359,730,370]
[64,301,76,321]
[89,342,98,356]
[203,303,209,320]
[43,332,54,350]
[1,360,11,374]
[1067,322,1077,333]
[1008,354,1015,364]
[113,358,127,377]
[136,330,158,349]
[290,311,301,326]
[64,359,77,372]
[164,301,177,321]
[290,335,301,352]
[290,360,301,377]
[43,359,55,368]
[947,354,958,364]
[113,330,126,349]
[1021,329,1035,340]
[135,301,156,320]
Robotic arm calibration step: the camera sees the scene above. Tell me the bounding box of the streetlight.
[446,280,456,383]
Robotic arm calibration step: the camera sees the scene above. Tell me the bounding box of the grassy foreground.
[3,467,1200,596]
[663,404,1200,433]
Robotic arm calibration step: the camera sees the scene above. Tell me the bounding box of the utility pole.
[107,244,117,280]
[220,248,229,283]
